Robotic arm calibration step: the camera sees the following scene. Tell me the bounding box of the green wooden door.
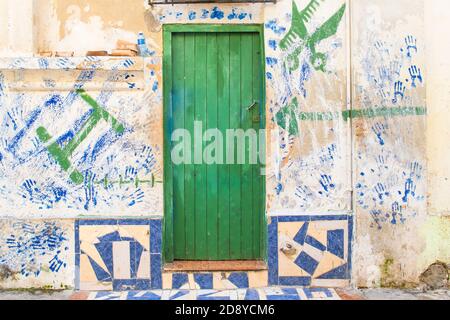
[164,25,266,261]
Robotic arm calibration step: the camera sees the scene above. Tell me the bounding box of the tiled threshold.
[80,287,344,300]
[164,260,267,272]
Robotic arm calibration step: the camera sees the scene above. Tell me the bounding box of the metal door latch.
[247,100,259,111]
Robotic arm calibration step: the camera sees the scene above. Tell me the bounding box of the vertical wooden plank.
[163,29,174,262]
[229,33,242,259]
[206,33,219,260]
[252,32,262,259]
[172,34,186,258]
[194,33,208,259]
[217,33,231,260]
[240,33,254,259]
[184,33,196,259]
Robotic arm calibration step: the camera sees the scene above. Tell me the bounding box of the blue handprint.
[402,178,416,203]
[376,154,388,170]
[405,35,418,58]
[21,179,39,198]
[369,210,383,230]
[391,201,404,225]
[295,185,313,202]
[408,65,423,87]
[372,122,388,146]
[409,161,423,179]
[392,81,406,104]
[319,174,335,194]
[374,182,389,201]
[374,40,389,55]
[378,66,390,81]
[128,188,145,207]
[83,172,98,210]
[135,145,157,174]
[390,60,402,77]
[125,165,138,179]
[377,87,389,101]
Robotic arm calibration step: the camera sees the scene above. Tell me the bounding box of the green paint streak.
[280,0,346,72]
[342,106,427,121]
[275,105,426,135]
[275,97,299,135]
[37,89,125,185]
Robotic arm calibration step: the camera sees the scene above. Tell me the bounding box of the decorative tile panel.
[87,287,341,300]
[268,215,353,287]
[75,219,162,291]
[162,271,268,290]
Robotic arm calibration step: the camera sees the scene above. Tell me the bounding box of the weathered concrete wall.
[351,0,428,288]
[0,0,447,290]
[423,0,450,274]
[0,0,34,56]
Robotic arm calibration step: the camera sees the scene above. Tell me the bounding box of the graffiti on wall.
[37,89,126,185]
[355,28,426,228]
[0,57,162,215]
[0,221,70,278]
[264,0,350,213]
[280,0,346,73]
[156,6,254,24]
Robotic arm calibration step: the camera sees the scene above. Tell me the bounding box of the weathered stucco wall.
[0,0,34,56]
[0,0,448,290]
[423,0,450,273]
[351,0,428,287]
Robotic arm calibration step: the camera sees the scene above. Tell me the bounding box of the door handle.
[247,100,259,111]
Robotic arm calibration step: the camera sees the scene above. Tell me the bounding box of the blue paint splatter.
[265,20,286,35]
[228,9,238,20]
[299,63,311,98]
[266,57,278,66]
[45,94,63,109]
[200,9,209,19]
[268,40,277,50]
[210,7,224,20]
[152,80,159,92]
[238,13,248,20]
[188,11,196,20]
[228,9,248,20]
[275,183,283,195]
[0,71,5,99]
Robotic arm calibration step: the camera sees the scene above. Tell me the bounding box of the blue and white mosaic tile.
[75,219,162,291]
[269,215,353,287]
[162,271,268,290]
[87,287,341,300]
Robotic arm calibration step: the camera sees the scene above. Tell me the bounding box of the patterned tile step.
[162,271,268,290]
[87,287,341,300]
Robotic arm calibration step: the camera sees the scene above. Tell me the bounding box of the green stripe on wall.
[290,106,427,122]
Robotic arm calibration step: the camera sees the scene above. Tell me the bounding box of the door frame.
[163,24,267,264]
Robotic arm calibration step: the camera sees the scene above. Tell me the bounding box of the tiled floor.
[86,287,341,300]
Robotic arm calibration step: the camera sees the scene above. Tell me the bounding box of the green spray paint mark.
[275,97,300,135]
[275,105,426,134]
[280,0,346,72]
[94,174,162,190]
[342,106,427,121]
[37,89,125,184]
